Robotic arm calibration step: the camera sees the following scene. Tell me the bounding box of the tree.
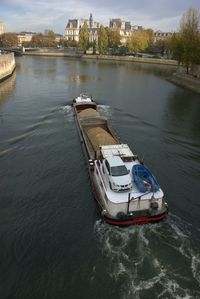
[30,33,57,48]
[0,33,18,47]
[127,31,149,53]
[92,40,97,54]
[47,30,56,40]
[31,34,44,47]
[59,38,78,48]
[154,39,169,56]
[98,25,108,54]
[79,22,89,53]
[107,29,121,49]
[168,33,184,63]
[46,30,56,47]
[180,7,200,72]
[144,29,154,50]
[169,7,200,73]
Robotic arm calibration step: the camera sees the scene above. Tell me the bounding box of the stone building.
[109,18,143,44]
[154,31,173,43]
[64,14,100,43]
[17,32,37,46]
[0,21,4,35]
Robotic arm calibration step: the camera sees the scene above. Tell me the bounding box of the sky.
[0,0,200,34]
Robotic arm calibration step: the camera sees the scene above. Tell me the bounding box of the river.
[0,56,200,299]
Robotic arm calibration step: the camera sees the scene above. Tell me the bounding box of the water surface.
[0,56,200,299]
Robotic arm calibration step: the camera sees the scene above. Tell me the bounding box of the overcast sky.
[1,0,200,34]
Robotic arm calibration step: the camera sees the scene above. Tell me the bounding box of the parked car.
[103,156,133,192]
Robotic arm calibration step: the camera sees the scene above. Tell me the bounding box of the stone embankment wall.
[191,64,200,78]
[24,49,82,58]
[24,50,177,66]
[0,53,16,82]
[168,72,200,94]
[83,54,178,66]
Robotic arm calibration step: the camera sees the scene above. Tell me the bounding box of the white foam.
[97,105,112,119]
[191,254,200,284]
[61,105,74,122]
[94,214,200,299]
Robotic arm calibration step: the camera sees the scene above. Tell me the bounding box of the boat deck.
[95,161,164,204]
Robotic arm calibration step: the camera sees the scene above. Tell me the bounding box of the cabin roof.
[100,144,135,159]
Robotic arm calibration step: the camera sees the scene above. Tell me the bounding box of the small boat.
[72,94,168,226]
[132,164,160,193]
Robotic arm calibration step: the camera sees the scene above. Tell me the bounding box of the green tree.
[180,7,200,72]
[59,38,78,48]
[168,33,184,63]
[153,39,169,56]
[92,40,97,54]
[169,7,200,73]
[79,22,89,53]
[144,29,154,51]
[0,33,18,47]
[98,25,108,54]
[107,29,121,49]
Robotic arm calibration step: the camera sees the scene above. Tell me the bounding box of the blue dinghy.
[132,164,160,193]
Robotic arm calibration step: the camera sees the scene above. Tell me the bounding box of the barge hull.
[72,95,168,226]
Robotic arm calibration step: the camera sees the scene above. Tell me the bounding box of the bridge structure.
[0,47,23,56]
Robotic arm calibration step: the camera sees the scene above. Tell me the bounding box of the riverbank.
[82,54,177,66]
[0,53,16,83]
[24,50,82,58]
[168,72,200,94]
[24,50,177,66]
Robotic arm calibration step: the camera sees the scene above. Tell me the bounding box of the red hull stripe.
[104,212,167,226]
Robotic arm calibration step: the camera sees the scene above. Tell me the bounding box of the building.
[64,13,101,43]
[0,21,4,35]
[109,19,130,30]
[154,31,173,43]
[109,18,143,44]
[17,32,37,46]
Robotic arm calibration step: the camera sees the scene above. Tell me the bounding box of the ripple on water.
[94,214,200,299]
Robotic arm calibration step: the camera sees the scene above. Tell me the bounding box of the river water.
[0,56,200,299]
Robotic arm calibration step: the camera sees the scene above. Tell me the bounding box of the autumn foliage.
[0,33,18,47]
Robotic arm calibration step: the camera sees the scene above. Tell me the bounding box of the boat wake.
[0,107,60,157]
[94,214,200,299]
[61,105,74,122]
[98,105,113,119]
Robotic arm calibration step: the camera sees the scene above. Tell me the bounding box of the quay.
[24,49,177,66]
[0,52,16,83]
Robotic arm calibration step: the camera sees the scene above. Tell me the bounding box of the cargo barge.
[72,94,168,226]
